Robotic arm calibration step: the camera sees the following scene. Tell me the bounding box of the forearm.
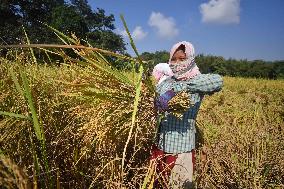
[172,74,223,94]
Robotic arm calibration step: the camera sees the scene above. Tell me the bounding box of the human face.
[170,50,187,64]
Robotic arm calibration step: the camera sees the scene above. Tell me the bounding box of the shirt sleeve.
[155,77,176,95]
[172,74,223,94]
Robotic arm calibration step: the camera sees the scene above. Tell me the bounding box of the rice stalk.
[0,154,29,189]
[4,66,51,187]
[23,26,37,64]
[0,44,136,62]
[8,67,25,99]
[20,68,43,141]
[120,14,155,94]
[121,64,143,180]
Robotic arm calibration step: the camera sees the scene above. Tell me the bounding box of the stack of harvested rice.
[168,91,191,119]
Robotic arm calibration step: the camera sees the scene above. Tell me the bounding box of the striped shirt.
[155,74,223,153]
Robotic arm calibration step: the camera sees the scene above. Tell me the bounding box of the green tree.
[140,50,169,72]
[69,0,125,52]
[0,0,65,44]
[0,1,22,44]
[51,5,88,38]
[18,0,65,43]
[0,0,126,53]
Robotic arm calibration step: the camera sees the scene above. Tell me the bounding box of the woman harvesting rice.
[151,41,223,188]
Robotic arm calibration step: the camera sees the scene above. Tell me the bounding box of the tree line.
[0,0,125,52]
[140,51,284,80]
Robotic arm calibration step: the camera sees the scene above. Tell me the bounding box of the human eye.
[177,57,186,62]
[171,57,176,63]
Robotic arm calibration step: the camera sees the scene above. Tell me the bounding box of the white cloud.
[148,12,179,38]
[116,26,147,41]
[200,0,240,24]
[132,26,148,41]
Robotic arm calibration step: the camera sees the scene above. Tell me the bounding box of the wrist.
[164,90,175,100]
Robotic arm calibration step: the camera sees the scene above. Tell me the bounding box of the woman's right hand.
[154,90,176,111]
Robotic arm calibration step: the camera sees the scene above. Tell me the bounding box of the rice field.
[0,26,284,188]
[196,77,284,188]
[0,51,283,188]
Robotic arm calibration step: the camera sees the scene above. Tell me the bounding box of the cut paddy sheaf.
[1,16,157,188]
[0,17,284,188]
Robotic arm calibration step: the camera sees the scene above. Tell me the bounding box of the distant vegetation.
[0,0,125,52]
[140,51,284,79]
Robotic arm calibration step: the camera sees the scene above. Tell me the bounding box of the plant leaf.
[0,111,31,120]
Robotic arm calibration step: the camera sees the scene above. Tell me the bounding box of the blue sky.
[89,0,284,61]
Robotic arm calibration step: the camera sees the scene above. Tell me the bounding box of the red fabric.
[150,145,177,188]
[150,145,196,188]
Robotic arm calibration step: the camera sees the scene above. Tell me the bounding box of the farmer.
[151,41,223,188]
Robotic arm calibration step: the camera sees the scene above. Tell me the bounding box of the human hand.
[154,90,176,111]
[168,91,191,119]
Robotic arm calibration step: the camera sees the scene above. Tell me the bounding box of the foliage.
[140,51,169,72]
[0,0,125,53]
[195,55,284,79]
[51,5,89,38]
[0,23,156,187]
[140,51,284,79]
[0,47,156,188]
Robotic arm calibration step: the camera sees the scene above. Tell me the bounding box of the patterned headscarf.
[169,41,201,80]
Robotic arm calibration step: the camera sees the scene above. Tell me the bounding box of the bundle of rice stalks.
[0,154,29,189]
[0,19,160,188]
[168,91,191,119]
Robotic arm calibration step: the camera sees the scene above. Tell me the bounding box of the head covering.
[152,63,174,84]
[169,41,201,80]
